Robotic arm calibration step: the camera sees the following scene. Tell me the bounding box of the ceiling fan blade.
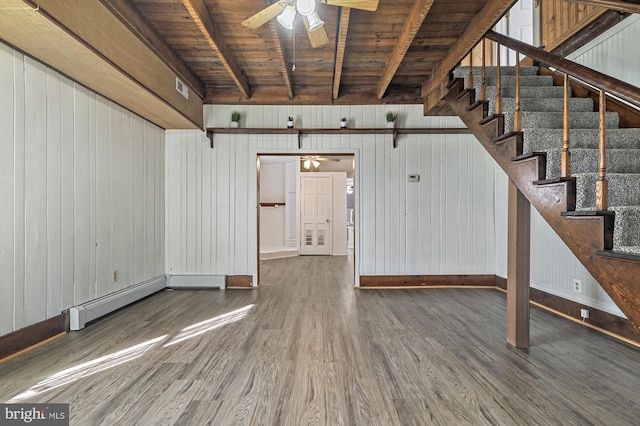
[241,1,286,30]
[304,18,329,48]
[320,0,379,12]
[317,157,340,162]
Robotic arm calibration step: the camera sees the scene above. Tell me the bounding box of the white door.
[300,175,332,255]
[496,0,534,65]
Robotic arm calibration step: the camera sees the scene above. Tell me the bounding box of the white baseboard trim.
[70,276,167,331]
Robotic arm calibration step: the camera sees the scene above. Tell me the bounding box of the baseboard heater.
[69,276,167,331]
[167,274,226,290]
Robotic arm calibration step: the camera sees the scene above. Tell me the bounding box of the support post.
[507,179,530,348]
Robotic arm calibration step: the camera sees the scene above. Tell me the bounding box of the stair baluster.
[562,73,571,177]
[495,42,502,114]
[514,51,521,132]
[597,89,608,211]
[481,39,486,101]
[468,49,474,90]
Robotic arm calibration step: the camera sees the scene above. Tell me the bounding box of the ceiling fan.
[242,0,379,48]
[301,155,340,169]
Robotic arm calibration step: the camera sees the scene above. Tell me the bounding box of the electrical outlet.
[580,308,589,319]
[113,270,119,283]
[573,279,582,293]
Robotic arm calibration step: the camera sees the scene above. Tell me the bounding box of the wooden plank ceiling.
[128,0,510,109]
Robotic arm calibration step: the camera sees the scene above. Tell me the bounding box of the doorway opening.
[257,154,356,285]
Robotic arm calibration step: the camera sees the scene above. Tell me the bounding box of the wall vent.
[176,77,189,99]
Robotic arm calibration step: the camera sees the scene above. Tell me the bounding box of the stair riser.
[488,97,594,114]
[612,208,640,248]
[545,149,640,178]
[523,128,640,152]
[453,66,540,78]
[504,112,620,133]
[575,173,640,209]
[485,75,554,87]
[486,86,568,99]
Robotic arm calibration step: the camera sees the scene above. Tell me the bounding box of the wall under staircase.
[446,65,640,332]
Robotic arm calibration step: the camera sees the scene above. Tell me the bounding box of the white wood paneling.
[0,41,165,336]
[166,105,496,285]
[567,15,640,89]
[332,172,348,256]
[0,43,16,335]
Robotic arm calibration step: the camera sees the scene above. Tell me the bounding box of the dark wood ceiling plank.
[333,7,351,100]
[421,0,517,99]
[100,0,205,98]
[260,0,294,100]
[181,0,251,98]
[377,0,436,99]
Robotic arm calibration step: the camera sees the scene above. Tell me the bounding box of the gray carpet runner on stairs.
[454,66,640,255]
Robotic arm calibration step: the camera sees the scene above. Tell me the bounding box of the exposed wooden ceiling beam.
[421,0,517,100]
[377,0,435,99]
[99,0,205,99]
[181,0,251,98]
[333,7,351,100]
[566,0,640,14]
[268,21,294,99]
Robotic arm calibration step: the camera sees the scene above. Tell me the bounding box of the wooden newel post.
[561,73,571,177]
[596,89,608,211]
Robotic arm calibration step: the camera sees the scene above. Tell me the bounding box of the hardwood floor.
[1,255,639,425]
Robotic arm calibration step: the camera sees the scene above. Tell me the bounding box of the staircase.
[445,65,640,331]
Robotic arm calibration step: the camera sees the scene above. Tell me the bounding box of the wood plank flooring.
[1,255,639,425]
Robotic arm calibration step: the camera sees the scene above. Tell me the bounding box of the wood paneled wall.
[567,15,640,89]
[0,42,165,337]
[541,0,607,51]
[165,105,498,285]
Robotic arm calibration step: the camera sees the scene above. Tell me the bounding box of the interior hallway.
[1,255,639,424]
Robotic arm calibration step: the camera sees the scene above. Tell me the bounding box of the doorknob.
[325,218,330,223]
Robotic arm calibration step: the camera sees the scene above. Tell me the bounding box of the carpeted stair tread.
[614,246,640,256]
[453,65,640,257]
[523,128,640,152]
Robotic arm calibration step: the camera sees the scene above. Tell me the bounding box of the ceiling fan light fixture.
[303,159,311,169]
[312,160,321,168]
[277,5,296,30]
[297,0,316,16]
[305,10,324,32]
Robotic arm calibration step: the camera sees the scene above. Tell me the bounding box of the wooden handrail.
[485,30,640,109]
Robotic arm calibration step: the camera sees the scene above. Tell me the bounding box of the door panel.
[300,175,332,255]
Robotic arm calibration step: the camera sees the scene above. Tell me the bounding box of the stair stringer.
[445,78,640,331]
